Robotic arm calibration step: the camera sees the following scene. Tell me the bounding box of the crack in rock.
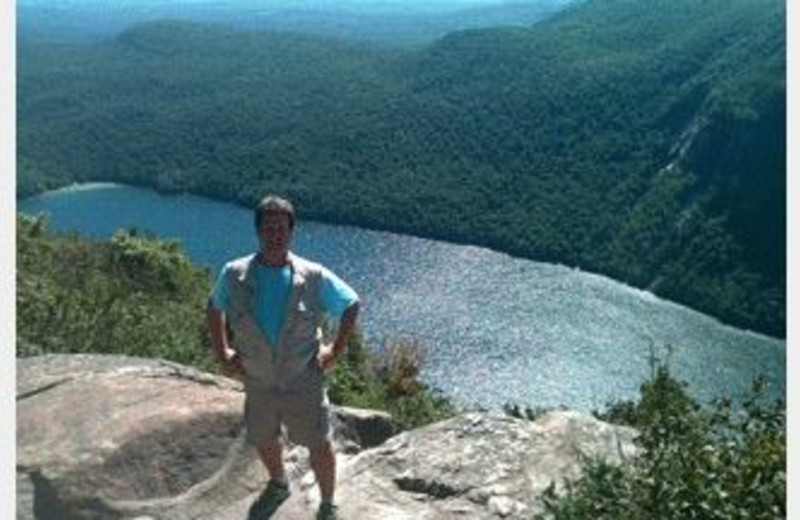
[393,476,464,499]
[17,377,73,401]
[138,362,241,390]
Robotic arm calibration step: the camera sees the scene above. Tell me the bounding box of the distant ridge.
[17,0,578,44]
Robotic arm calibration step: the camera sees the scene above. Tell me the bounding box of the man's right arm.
[207,301,243,376]
[207,301,229,360]
[207,265,244,377]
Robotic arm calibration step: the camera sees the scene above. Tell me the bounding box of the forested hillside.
[17,0,785,336]
[16,214,215,366]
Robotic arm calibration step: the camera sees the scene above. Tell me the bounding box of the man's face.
[257,211,292,255]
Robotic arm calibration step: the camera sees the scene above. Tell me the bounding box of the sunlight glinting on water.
[19,184,786,411]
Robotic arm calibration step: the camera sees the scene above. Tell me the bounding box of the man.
[207,195,359,520]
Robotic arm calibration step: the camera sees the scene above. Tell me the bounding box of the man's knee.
[308,438,334,459]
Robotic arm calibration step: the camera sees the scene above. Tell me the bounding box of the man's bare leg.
[257,437,287,483]
[248,437,291,517]
[309,439,336,502]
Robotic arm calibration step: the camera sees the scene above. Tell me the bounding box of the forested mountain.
[17,0,786,336]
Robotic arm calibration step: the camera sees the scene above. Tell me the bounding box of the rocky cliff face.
[17,355,637,519]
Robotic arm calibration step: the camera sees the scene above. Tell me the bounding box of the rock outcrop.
[271,412,638,519]
[17,355,637,519]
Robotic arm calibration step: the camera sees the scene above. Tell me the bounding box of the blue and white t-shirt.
[210,260,359,346]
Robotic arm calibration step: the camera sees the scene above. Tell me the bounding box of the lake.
[18,183,786,411]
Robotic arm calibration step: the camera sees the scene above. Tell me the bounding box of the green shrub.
[17,214,215,370]
[537,351,785,520]
[328,334,456,430]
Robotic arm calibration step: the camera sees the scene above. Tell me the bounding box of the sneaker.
[248,480,291,519]
[316,501,339,520]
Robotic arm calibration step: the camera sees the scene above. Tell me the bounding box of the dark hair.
[254,195,296,230]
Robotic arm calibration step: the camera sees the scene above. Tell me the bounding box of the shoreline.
[45,182,126,194]
[18,181,786,341]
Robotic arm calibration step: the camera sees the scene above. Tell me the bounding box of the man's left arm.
[318,301,360,372]
[316,266,360,372]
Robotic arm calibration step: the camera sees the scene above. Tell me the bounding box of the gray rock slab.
[258,411,637,520]
[17,354,261,520]
[17,355,637,519]
[320,411,638,519]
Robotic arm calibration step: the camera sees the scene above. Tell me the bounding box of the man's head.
[254,195,295,231]
[254,195,295,259]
